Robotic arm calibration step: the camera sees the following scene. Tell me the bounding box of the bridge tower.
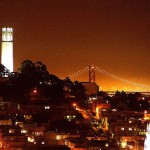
[89,65,95,83]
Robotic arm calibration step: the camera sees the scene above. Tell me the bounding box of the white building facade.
[1,27,13,72]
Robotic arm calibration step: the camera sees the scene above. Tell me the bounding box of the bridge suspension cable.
[95,66,150,91]
[67,65,150,91]
[68,67,89,79]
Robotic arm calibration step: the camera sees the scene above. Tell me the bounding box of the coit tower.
[1,27,13,72]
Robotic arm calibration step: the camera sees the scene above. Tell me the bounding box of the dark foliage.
[0,60,86,106]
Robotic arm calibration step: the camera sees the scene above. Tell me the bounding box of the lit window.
[7,28,10,32]
[121,128,124,131]
[121,140,127,148]
[21,129,27,133]
[7,35,11,41]
[28,137,34,142]
[9,129,15,133]
[35,132,43,136]
[129,145,133,149]
[3,35,7,41]
[129,128,132,131]
[112,109,117,112]
[10,35,13,41]
[144,111,147,114]
[45,106,50,109]
[56,135,61,140]
[2,28,6,31]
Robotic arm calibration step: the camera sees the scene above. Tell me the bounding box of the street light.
[33,89,37,94]
[73,103,77,110]
[73,103,76,107]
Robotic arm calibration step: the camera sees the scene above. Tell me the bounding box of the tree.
[62,77,74,98]
[0,64,11,101]
[0,64,9,74]
[98,91,108,98]
[16,60,65,103]
[34,61,49,82]
[72,81,86,107]
[17,60,35,75]
[39,74,65,103]
[34,61,48,74]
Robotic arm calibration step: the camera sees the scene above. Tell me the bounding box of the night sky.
[0,0,149,90]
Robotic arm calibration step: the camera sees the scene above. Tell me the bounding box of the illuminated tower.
[144,123,150,150]
[1,27,13,72]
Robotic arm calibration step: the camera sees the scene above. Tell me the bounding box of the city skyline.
[0,0,149,90]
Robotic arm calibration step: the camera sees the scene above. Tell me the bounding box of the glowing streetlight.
[33,87,38,94]
[33,89,37,94]
[73,103,77,110]
[73,103,76,107]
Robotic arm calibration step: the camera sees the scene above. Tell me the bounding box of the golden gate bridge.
[67,65,150,93]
